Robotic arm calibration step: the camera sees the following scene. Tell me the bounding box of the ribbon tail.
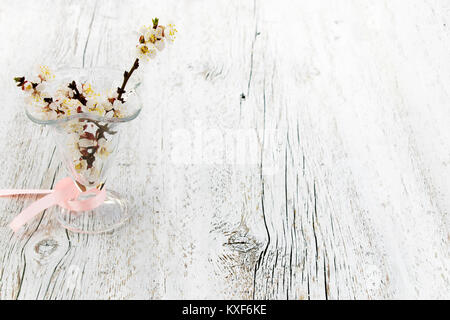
[9,193,56,233]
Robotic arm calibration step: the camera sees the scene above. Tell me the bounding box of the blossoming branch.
[12,18,177,189]
[14,18,177,120]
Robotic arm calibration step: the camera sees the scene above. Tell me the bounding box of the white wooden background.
[0,0,449,300]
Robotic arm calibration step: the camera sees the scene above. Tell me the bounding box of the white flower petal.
[155,39,165,51]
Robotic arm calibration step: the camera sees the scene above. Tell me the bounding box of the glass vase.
[25,67,142,234]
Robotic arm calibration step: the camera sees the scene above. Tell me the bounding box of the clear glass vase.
[25,68,142,234]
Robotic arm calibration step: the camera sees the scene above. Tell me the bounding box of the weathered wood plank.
[252,0,450,299]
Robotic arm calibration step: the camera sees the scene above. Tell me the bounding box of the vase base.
[56,190,130,234]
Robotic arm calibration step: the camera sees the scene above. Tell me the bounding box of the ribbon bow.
[0,177,106,232]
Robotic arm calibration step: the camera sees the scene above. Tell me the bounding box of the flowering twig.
[13,18,177,187]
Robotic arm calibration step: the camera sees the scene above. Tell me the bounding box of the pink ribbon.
[0,177,106,232]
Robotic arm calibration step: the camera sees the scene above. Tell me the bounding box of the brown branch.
[68,81,87,106]
[79,118,117,135]
[117,58,140,103]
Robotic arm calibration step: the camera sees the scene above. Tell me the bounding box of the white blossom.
[136,43,157,61]
[103,100,114,112]
[145,28,158,43]
[164,24,177,43]
[86,99,96,109]
[154,38,165,51]
[106,89,118,100]
[35,82,46,92]
[23,81,34,92]
[36,65,54,82]
[74,159,87,173]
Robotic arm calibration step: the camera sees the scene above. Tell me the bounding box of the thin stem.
[79,118,117,135]
[117,58,140,103]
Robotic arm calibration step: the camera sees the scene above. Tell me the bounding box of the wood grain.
[0,0,448,299]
